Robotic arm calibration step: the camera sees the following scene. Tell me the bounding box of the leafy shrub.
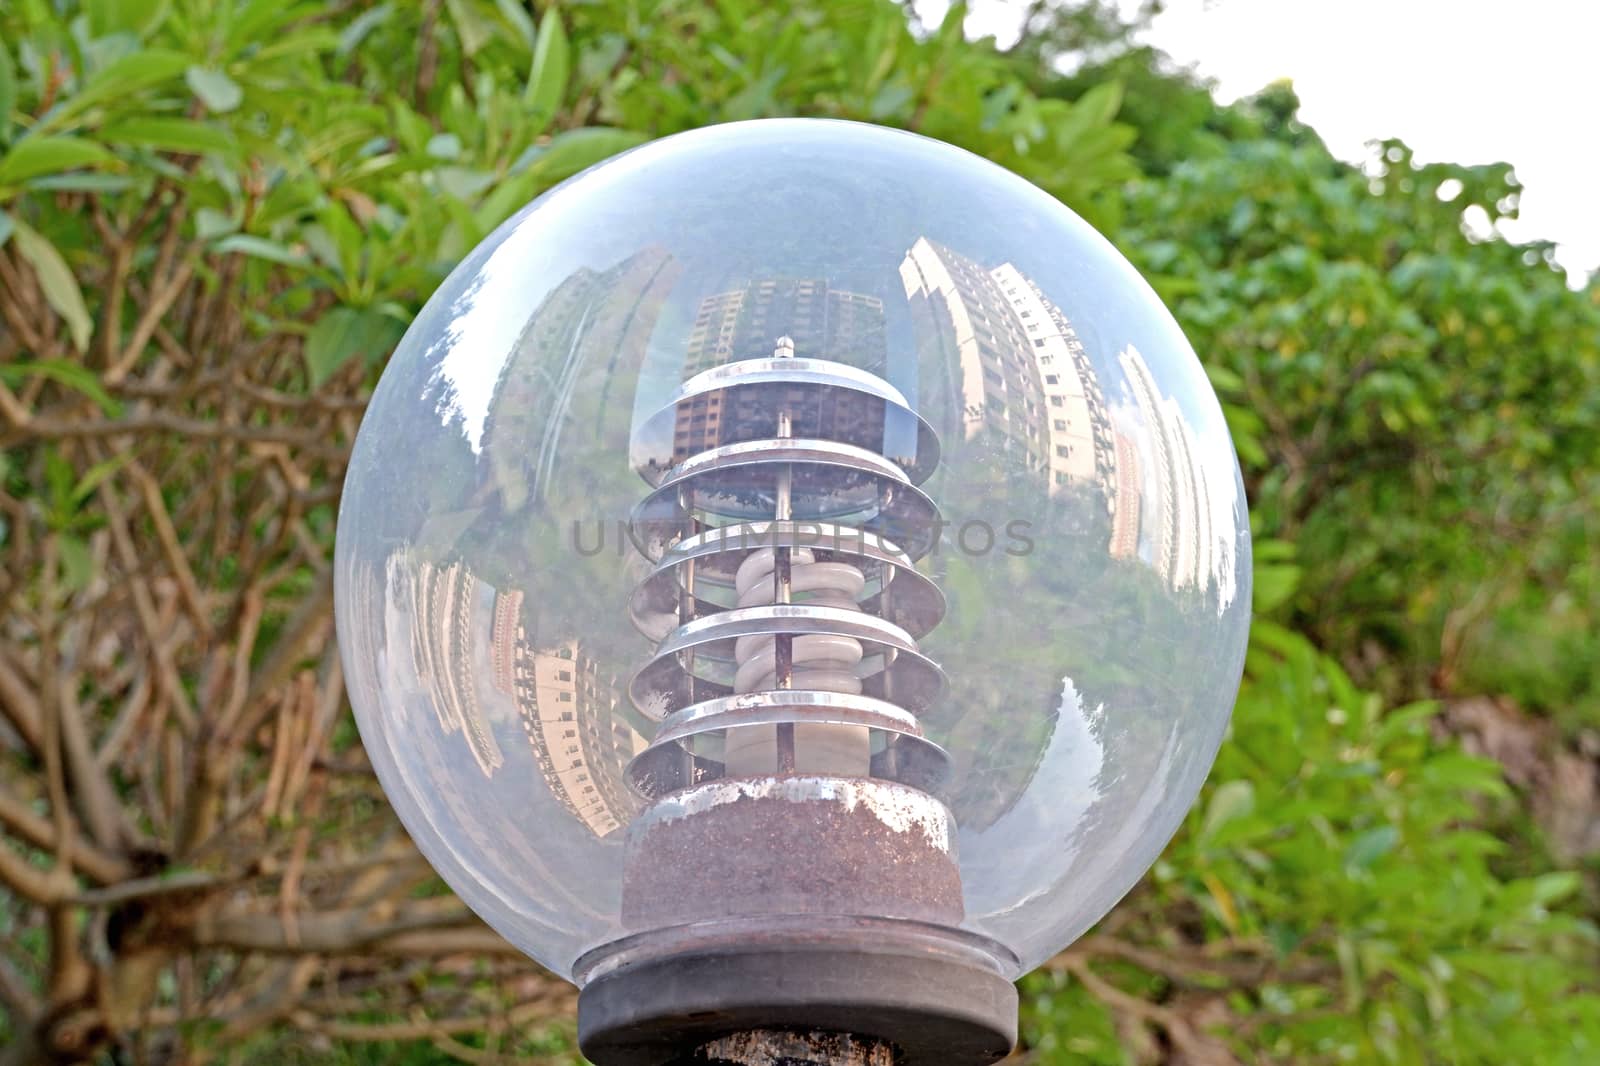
[0,2,1594,1064]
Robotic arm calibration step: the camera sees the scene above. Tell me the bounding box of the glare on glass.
[334,119,1252,984]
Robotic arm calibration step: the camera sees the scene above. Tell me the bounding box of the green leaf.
[1343,825,1401,872]
[212,234,307,266]
[58,534,95,592]
[1199,779,1255,841]
[0,208,12,247]
[0,136,120,186]
[869,83,914,121]
[0,46,16,144]
[72,453,132,505]
[304,307,405,387]
[185,66,243,113]
[475,169,540,230]
[494,0,537,49]
[1375,700,1441,744]
[436,166,495,200]
[1527,871,1580,907]
[25,173,136,193]
[86,0,171,36]
[337,1,394,55]
[57,50,190,123]
[9,220,92,352]
[0,360,121,416]
[194,207,237,240]
[524,5,571,126]
[530,127,646,184]
[100,117,237,157]
[426,133,463,160]
[1252,562,1302,613]
[445,0,495,56]
[1072,81,1124,129]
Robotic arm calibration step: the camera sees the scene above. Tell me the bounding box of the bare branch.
[0,646,45,752]
[0,787,130,886]
[191,905,507,957]
[2,412,346,460]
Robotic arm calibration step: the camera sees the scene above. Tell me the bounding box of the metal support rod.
[678,485,698,783]
[857,478,898,781]
[773,336,796,772]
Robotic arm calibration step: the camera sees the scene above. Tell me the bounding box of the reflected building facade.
[667,278,892,466]
[341,558,386,706]
[899,239,1117,506]
[1109,432,1142,560]
[405,556,505,778]
[1117,344,1228,598]
[682,279,888,376]
[392,549,647,836]
[990,263,1117,501]
[490,613,647,839]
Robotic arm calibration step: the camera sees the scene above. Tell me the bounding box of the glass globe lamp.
[334,118,1251,1065]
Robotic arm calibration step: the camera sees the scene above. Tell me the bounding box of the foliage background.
[0,1,1596,1063]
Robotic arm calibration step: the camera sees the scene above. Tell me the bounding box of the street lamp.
[334,119,1251,1066]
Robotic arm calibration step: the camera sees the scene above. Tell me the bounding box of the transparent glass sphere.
[334,118,1251,982]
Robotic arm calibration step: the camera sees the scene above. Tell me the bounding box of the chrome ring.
[655,690,926,741]
[628,446,942,562]
[627,521,947,642]
[631,357,941,486]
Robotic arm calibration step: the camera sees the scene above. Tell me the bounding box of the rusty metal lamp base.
[575,919,1018,1066]
[670,1029,895,1065]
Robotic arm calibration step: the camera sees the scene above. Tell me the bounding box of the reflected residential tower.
[899,238,1117,504]
[683,279,889,376]
[1109,432,1143,560]
[406,555,505,778]
[1117,344,1231,600]
[489,599,647,839]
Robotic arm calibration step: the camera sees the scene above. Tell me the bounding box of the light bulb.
[334,118,1251,1064]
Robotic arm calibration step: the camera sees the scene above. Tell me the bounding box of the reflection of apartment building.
[494,624,647,839]
[489,588,523,696]
[683,279,888,376]
[992,263,1117,504]
[409,557,505,778]
[343,559,385,699]
[1117,345,1223,594]
[1109,432,1142,560]
[669,390,725,463]
[899,239,1115,502]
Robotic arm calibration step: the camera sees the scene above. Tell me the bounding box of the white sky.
[921,0,1599,283]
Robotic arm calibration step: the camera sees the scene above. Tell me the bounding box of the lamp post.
[334,119,1252,1066]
